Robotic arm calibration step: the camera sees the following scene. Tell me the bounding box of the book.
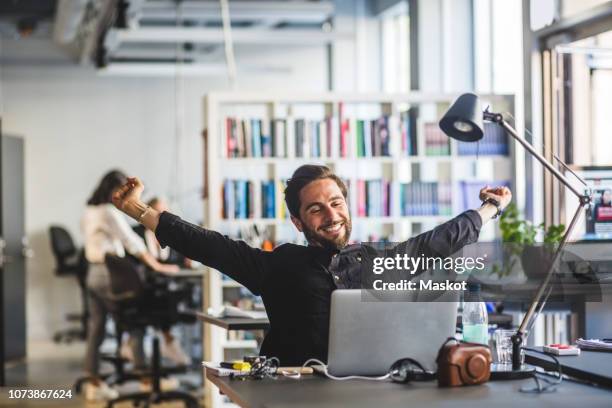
[251,119,262,157]
[424,122,450,156]
[202,362,248,377]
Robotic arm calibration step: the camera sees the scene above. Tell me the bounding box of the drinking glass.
[494,329,524,365]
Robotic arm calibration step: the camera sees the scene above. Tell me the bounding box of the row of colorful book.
[222,179,278,219]
[223,117,509,159]
[456,122,509,155]
[351,180,450,217]
[222,115,420,159]
[221,179,463,219]
[398,181,452,216]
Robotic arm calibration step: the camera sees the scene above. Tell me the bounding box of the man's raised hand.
[112,177,144,213]
[479,185,512,210]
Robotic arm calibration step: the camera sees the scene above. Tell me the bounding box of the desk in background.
[196,313,270,331]
[173,268,206,279]
[205,369,612,408]
[526,347,612,388]
[196,312,513,332]
[165,268,206,367]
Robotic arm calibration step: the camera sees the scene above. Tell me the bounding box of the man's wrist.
[125,200,148,221]
[481,198,503,219]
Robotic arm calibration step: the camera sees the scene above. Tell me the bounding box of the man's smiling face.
[290,178,352,250]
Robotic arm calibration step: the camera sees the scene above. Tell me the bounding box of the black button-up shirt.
[155,210,482,365]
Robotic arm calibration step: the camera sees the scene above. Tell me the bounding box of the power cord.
[302,359,391,381]
[229,357,280,381]
[246,357,280,380]
[519,347,563,393]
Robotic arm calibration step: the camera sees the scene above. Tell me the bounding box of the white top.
[144,229,170,261]
[81,204,147,263]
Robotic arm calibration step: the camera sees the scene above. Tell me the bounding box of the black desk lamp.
[439,93,592,379]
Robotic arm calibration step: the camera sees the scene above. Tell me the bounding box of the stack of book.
[355,179,392,217]
[457,122,509,155]
[423,122,450,156]
[222,179,276,219]
[399,182,451,216]
[294,118,337,158]
[224,118,288,158]
[346,117,393,158]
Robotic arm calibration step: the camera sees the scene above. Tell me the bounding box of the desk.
[526,348,612,388]
[173,268,206,279]
[480,280,612,339]
[205,370,612,408]
[196,313,270,331]
[195,313,512,331]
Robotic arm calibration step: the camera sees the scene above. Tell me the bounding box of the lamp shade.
[439,93,484,142]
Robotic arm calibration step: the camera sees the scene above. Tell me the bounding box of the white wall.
[0,0,388,343]
[1,37,329,341]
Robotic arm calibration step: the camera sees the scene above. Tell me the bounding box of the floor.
[2,340,204,407]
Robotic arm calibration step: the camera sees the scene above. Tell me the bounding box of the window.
[473,0,522,94]
[380,2,410,93]
[558,31,612,166]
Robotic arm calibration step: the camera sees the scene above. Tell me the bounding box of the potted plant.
[497,204,565,280]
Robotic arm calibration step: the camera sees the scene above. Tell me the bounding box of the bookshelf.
[202,92,515,407]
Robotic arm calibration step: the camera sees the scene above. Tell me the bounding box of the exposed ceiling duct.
[0,0,57,39]
[51,0,343,77]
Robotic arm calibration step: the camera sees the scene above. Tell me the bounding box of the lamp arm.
[517,200,587,335]
[510,200,588,369]
[484,112,585,198]
[481,111,594,369]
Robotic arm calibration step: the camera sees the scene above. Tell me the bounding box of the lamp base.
[490,363,536,380]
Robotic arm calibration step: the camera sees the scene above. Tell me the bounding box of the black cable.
[520,347,563,393]
[249,357,280,380]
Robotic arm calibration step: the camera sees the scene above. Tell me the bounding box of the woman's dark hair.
[284,165,348,218]
[87,170,127,205]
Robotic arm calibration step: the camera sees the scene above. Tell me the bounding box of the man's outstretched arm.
[394,185,513,258]
[112,177,267,294]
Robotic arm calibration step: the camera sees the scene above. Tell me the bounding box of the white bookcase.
[202,91,515,407]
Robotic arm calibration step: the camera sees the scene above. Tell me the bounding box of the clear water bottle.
[462,283,488,345]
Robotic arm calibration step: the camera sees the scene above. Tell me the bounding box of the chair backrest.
[49,225,83,276]
[105,254,145,301]
[49,225,77,260]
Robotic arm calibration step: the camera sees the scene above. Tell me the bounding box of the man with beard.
[112,165,511,365]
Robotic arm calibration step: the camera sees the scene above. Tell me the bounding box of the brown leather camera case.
[436,341,492,387]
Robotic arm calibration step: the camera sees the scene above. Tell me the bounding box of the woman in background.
[81,170,178,401]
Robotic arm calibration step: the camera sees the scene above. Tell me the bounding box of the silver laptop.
[326,290,458,376]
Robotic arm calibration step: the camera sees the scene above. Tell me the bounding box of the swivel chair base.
[106,337,198,408]
[107,390,199,408]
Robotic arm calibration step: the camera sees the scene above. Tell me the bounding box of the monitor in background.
[566,166,612,242]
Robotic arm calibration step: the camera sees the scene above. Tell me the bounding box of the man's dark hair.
[284,165,348,218]
[87,170,127,205]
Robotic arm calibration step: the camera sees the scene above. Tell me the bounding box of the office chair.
[104,254,199,408]
[49,225,89,343]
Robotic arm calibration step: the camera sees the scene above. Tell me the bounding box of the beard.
[302,216,352,251]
